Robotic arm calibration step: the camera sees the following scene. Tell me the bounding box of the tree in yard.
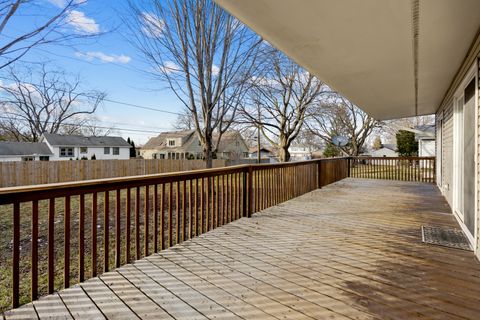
[127,138,137,158]
[372,136,383,150]
[0,0,99,69]
[0,65,106,142]
[308,95,381,156]
[173,108,196,130]
[127,0,261,168]
[323,142,341,158]
[396,130,418,156]
[239,50,328,162]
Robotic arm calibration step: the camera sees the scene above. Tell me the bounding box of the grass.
[0,178,245,313]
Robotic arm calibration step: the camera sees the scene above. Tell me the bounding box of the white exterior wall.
[50,146,130,160]
[370,148,398,157]
[0,156,24,162]
[419,139,435,157]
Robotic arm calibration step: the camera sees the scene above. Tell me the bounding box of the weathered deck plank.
[3,178,480,319]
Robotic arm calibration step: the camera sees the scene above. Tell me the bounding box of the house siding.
[477,57,480,255]
[438,101,454,208]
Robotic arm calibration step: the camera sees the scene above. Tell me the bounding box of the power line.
[0,75,183,116]
[0,115,169,135]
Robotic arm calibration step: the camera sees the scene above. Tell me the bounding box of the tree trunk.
[278,146,290,162]
[204,137,213,168]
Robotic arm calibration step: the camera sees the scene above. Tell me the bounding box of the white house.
[414,125,436,158]
[0,141,53,162]
[40,133,131,161]
[368,144,398,158]
[289,145,314,161]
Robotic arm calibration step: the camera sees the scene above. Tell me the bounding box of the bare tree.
[0,65,106,141]
[240,51,327,162]
[308,96,380,156]
[0,0,97,69]
[60,116,116,137]
[127,0,261,167]
[173,108,195,130]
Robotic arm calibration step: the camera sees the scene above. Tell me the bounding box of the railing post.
[247,165,253,217]
[347,157,351,177]
[242,167,248,217]
[317,160,322,189]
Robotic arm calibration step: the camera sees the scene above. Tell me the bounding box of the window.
[80,147,88,153]
[60,147,74,157]
[168,139,175,146]
[113,147,119,155]
[104,147,110,154]
[21,156,34,161]
[39,156,49,161]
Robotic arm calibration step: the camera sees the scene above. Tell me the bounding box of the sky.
[3,0,185,145]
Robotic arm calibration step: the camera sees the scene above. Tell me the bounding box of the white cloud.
[141,12,164,38]
[211,65,220,76]
[75,51,131,64]
[66,10,99,34]
[159,61,181,74]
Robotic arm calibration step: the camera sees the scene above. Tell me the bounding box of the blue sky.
[4,0,184,144]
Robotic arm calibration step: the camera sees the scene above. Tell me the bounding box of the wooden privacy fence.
[349,156,436,183]
[0,158,348,311]
[0,159,227,188]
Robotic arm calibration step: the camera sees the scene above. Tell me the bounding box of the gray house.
[0,142,53,162]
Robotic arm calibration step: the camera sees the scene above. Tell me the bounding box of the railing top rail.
[352,156,435,160]
[0,158,350,204]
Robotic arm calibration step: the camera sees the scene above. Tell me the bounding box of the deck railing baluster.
[1,158,360,311]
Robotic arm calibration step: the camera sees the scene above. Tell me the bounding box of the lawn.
[0,179,244,313]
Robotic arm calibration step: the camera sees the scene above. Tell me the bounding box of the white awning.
[215,0,480,120]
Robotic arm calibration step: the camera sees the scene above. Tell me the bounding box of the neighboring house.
[413,125,436,158]
[369,144,398,158]
[214,132,249,160]
[217,1,480,253]
[0,141,53,162]
[141,130,248,160]
[289,145,314,161]
[248,147,275,159]
[40,133,131,160]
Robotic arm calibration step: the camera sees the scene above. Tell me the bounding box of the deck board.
[4,178,480,319]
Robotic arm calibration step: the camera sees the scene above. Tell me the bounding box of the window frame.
[112,147,120,155]
[60,147,74,157]
[104,147,110,155]
[80,147,88,154]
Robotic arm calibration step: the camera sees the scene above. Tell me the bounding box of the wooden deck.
[3,178,480,320]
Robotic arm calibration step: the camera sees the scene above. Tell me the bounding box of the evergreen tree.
[323,142,341,158]
[129,140,136,158]
[396,130,418,156]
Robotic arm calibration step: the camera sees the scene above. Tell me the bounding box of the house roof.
[0,142,53,156]
[143,130,196,151]
[382,144,397,151]
[42,133,131,147]
[215,0,480,120]
[143,130,247,153]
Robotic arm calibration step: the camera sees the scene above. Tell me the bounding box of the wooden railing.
[0,158,348,311]
[349,156,436,183]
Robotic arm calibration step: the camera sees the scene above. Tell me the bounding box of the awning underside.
[216,0,480,120]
